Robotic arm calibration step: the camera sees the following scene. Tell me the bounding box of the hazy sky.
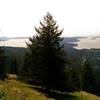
[0,0,100,37]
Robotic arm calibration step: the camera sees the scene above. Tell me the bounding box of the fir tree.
[25,13,66,91]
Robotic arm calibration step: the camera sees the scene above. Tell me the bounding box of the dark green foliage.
[80,57,96,93]
[5,47,27,71]
[5,47,27,77]
[24,13,66,91]
[21,52,34,83]
[9,56,18,75]
[0,47,6,79]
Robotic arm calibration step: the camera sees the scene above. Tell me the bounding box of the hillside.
[0,80,52,100]
[5,47,27,72]
[0,80,99,100]
[4,46,100,94]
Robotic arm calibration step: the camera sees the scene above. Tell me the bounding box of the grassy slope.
[69,91,100,100]
[0,80,99,100]
[0,80,52,100]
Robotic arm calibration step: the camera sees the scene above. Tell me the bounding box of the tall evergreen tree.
[0,47,6,79]
[25,13,66,91]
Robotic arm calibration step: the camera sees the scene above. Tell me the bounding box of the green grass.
[0,80,53,100]
[0,80,99,100]
[69,91,100,100]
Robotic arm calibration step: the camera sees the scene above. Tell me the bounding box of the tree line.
[0,13,98,94]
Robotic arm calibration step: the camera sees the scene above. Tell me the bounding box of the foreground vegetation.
[0,80,99,100]
[69,91,100,100]
[0,80,52,100]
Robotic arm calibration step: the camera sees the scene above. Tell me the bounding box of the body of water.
[0,37,100,49]
[0,39,29,47]
[73,37,100,49]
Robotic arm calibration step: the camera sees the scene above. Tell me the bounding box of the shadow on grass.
[47,92,79,100]
[30,86,78,100]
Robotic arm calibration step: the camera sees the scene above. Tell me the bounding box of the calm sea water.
[0,37,100,49]
[0,39,29,47]
[73,37,100,49]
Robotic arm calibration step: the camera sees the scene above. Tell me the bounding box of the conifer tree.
[25,13,66,91]
[0,47,6,79]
